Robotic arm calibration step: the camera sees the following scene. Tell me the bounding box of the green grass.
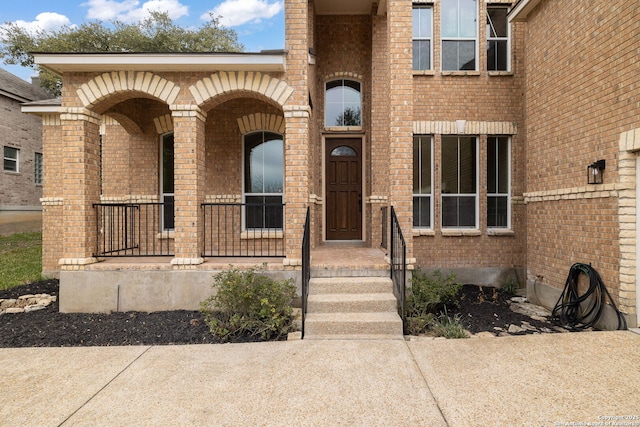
[0,232,43,290]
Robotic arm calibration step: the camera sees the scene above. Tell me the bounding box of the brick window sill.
[324,126,363,133]
[412,70,436,76]
[156,231,174,240]
[487,228,514,236]
[441,71,481,77]
[441,229,481,237]
[412,228,435,237]
[488,71,514,77]
[241,230,284,240]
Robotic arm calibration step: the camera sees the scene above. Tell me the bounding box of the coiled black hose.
[552,263,627,331]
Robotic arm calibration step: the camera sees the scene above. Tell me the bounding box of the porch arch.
[76,71,180,109]
[189,72,294,110]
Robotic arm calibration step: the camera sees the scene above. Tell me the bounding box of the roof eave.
[508,0,543,22]
[33,52,287,75]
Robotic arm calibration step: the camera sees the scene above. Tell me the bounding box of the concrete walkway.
[0,331,638,426]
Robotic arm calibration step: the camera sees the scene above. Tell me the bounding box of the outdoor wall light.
[587,159,605,185]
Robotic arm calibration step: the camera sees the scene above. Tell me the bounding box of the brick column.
[59,108,102,267]
[388,0,414,260]
[283,106,311,262]
[170,105,207,266]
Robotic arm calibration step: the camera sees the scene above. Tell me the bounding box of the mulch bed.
[1,280,558,347]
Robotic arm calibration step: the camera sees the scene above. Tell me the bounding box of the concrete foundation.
[413,267,525,289]
[526,278,636,330]
[60,268,300,313]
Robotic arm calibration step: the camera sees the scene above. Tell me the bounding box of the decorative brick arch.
[153,114,174,134]
[324,72,364,83]
[237,113,285,135]
[77,71,180,109]
[189,71,294,109]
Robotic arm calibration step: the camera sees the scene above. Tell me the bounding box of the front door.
[326,138,362,240]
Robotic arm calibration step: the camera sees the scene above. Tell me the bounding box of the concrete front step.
[309,277,394,295]
[304,312,403,337]
[307,293,398,313]
[310,267,389,278]
[304,333,405,341]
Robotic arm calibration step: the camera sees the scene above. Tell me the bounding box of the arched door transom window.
[325,79,362,127]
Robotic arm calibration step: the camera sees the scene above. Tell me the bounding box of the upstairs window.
[442,0,478,71]
[3,146,19,172]
[325,79,361,127]
[487,136,510,228]
[487,5,510,71]
[413,5,433,70]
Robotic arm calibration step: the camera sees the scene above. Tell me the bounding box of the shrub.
[501,276,518,296]
[406,269,462,317]
[431,313,469,339]
[200,268,297,342]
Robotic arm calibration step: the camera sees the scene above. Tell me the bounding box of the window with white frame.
[34,152,43,185]
[413,135,433,228]
[413,5,433,70]
[487,5,510,71]
[325,79,361,127]
[160,133,174,231]
[442,0,478,71]
[4,146,19,172]
[441,136,477,228]
[244,131,284,230]
[487,136,510,228]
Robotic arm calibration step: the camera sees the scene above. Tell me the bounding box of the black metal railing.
[301,207,311,339]
[390,206,407,333]
[201,203,285,257]
[94,202,174,257]
[381,206,388,249]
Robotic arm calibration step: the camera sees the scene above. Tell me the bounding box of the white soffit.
[33,53,286,75]
[508,0,543,22]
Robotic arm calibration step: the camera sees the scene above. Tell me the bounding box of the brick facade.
[0,71,50,210]
[27,0,640,323]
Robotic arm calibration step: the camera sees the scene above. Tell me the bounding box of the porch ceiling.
[33,52,286,75]
[314,0,385,15]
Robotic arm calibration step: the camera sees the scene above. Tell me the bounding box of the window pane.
[487,7,508,38]
[413,196,431,228]
[441,137,458,194]
[488,196,508,227]
[4,147,18,172]
[413,7,432,38]
[487,137,497,193]
[162,134,174,193]
[163,195,174,230]
[441,0,459,38]
[246,195,283,229]
[331,146,357,156]
[487,40,508,71]
[413,40,431,70]
[442,196,476,227]
[442,0,477,38]
[246,133,283,194]
[325,80,362,127]
[35,153,43,185]
[497,137,509,193]
[443,41,476,71]
[458,136,476,194]
[413,136,432,194]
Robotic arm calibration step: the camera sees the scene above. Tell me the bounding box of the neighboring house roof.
[509,0,544,22]
[21,97,61,114]
[0,68,51,103]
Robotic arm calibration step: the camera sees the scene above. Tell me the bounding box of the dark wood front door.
[326,138,362,240]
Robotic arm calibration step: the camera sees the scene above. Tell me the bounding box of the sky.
[0,0,285,81]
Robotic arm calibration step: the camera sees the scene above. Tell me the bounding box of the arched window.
[325,79,362,127]
[244,131,284,229]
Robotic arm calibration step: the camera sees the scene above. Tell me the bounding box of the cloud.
[82,0,189,23]
[10,12,73,33]
[203,0,283,27]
